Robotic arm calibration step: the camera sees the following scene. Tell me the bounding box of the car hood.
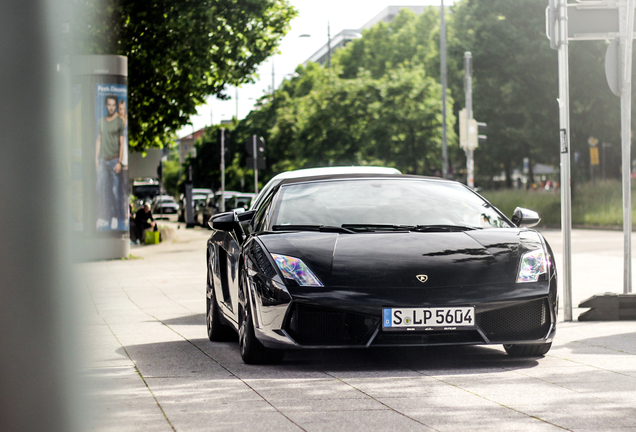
[258,229,545,288]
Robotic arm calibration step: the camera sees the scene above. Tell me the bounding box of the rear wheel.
[504,342,552,357]
[238,298,284,365]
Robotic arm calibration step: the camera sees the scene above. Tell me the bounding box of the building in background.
[177,128,206,165]
[304,6,428,66]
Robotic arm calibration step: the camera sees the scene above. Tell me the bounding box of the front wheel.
[238,299,284,365]
[504,342,552,357]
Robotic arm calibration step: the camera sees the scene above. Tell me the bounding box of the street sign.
[568,5,620,40]
[605,38,621,96]
[590,147,600,165]
[546,3,632,43]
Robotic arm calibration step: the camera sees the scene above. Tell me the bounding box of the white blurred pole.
[221,127,226,212]
[0,0,80,430]
[620,0,634,293]
[253,135,259,194]
[555,0,573,321]
[464,52,474,189]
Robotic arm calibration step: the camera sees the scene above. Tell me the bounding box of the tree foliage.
[187,0,628,191]
[73,0,296,150]
[223,8,454,185]
[449,0,560,186]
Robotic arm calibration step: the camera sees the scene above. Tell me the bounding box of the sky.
[177,0,453,138]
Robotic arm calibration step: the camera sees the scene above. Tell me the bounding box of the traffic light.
[459,108,467,149]
[245,135,265,156]
[459,109,486,150]
[245,135,266,169]
[477,122,487,145]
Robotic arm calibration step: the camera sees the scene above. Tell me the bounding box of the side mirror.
[209,210,255,230]
[511,207,541,228]
[210,211,235,231]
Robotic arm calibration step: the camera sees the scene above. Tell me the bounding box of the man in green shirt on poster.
[95,94,125,230]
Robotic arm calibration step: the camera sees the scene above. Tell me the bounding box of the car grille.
[285,304,379,346]
[477,298,550,342]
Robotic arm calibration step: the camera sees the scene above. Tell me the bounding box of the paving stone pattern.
[78,224,636,431]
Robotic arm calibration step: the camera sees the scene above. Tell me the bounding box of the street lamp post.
[440,0,448,178]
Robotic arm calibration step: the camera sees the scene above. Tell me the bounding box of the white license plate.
[382,307,475,331]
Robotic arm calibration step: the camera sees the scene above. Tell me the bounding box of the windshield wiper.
[413,224,477,232]
[341,224,415,232]
[272,224,357,234]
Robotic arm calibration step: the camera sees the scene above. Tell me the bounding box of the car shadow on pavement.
[282,344,540,373]
[116,336,541,380]
[161,313,206,326]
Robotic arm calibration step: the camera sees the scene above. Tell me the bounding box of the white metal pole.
[620,0,634,293]
[221,127,225,212]
[556,0,573,321]
[441,0,448,178]
[464,52,474,189]
[253,135,258,194]
[327,21,332,68]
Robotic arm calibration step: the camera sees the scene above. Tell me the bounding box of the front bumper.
[248,277,557,350]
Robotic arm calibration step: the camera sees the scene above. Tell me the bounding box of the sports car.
[206,171,557,364]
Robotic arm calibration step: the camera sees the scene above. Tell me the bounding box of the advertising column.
[72,55,129,260]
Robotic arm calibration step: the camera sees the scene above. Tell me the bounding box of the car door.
[209,190,274,326]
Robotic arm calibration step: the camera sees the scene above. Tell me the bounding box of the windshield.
[271,179,511,230]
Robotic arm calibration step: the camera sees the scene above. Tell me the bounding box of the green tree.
[228,6,453,182]
[74,0,296,150]
[449,0,560,187]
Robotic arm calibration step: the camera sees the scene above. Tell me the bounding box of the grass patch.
[121,254,143,260]
[481,180,636,228]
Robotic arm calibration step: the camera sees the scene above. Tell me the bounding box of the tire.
[238,298,284,365]
[504,342,552,357]
[206,282,234,341]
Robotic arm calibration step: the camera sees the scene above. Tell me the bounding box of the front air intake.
[285,303,379,346]
[478,298,550,342]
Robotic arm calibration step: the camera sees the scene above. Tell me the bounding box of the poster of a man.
[95,84,128,231]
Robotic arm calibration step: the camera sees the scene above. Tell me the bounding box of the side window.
[252,192,275,232]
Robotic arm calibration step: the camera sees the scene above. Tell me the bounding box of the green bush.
[481,189,561,227]
[481,180,636,228]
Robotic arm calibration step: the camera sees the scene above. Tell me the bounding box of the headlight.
[271,254,323,287]
[517,249,547,283]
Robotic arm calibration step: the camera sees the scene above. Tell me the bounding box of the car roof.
[269,166,401,181]
[276,173,452,188]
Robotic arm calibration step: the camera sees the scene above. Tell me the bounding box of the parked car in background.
[220,192,255,213]
[195,193,220,227]
[152,195,179,217]
[195,190,255,227]
[132,178,160,207]
[178,188,213,222]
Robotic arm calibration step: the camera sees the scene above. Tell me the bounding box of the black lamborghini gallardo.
[206,170,557,364]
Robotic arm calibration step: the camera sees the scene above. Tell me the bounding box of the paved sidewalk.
[78,224,636,431]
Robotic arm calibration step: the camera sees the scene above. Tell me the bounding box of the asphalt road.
[78,224,636,431]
